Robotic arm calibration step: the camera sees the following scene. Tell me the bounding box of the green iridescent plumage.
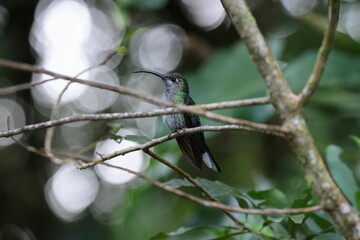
[134,70,221,172]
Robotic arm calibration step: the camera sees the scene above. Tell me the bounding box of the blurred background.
[0,0,360,239]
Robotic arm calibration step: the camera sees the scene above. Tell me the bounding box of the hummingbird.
[134,70,221,172]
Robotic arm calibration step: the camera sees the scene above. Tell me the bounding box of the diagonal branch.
[0,102,286,139]
[0,77,56,95]
[221,0,297,117]
[0,58,169,106]
[298,0,340,106]
[0,62,269,108]
[100,161,324,215]
[0,51,118,95]
[44,50,119,164]
[79,124,270,169]
[8,118,320,217]
[221,0,360,239]
[142,149,248,230]
[0,59,282,136]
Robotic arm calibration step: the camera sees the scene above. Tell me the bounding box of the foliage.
[162,178,344,239]
[1,0,360,240]
[326,145,360,209]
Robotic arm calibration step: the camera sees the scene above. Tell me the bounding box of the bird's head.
[133,70,189,94]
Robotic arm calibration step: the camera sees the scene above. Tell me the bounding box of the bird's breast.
[162,113,185,132]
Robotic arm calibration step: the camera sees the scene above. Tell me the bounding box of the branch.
[298,0,340,105]
[44,50,119,164]
[8,123,324,217]
[222,0,360,239]
[0,59,283,136]
[0,78,56,95]
[198,96,270,109]
[221,0,297,117]
[142,149,249,230]
[0,64,269,108]
[100,161,324,215]
[77,124,269,168]
[0,102,287,138]
[0,51,118,95]
[44,81,73,164]
[0,58,168,106]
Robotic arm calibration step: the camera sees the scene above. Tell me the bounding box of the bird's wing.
[182,96,221,172]
[176,136,202,169]
[183,96,207,168]
[183,96,200,128]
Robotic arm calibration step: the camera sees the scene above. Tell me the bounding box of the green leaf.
[116,46,127,54]
[107,123,123,133]
[288,214,305,224]
[307,213,333,231]
[326,145,360,206]
[190,42,273,123]
[261,216,285,230]
[150,225,241,240]
[150,226,207,240]
[247,189,289,208]
[108,134,124,143]
[124,135,151,144]
[195,178,236,197]
[120,28,145,48]
[164,178,241,197]
[313,233,345,240]
[164,178,193,188]
[355,191,360,212]
[291,188,313,208]
[350,135,360,148]
[235,196,252,209]
[117,0,167,10]
[107,123,124,143]
[284,50,360,93]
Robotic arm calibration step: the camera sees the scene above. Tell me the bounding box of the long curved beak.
[133,70,166,80]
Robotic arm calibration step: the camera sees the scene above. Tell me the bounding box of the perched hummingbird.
[134,70,221,172]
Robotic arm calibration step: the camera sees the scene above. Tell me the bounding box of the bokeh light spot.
[45,164,99,221]
[180,0,226,30]
[280,0,318,17]
[75,66,119,112]
[31,57,90,106]
[129,24,186,72]
[344,4,360,42]
[95,139,144,185]
[0,99,26,147]
[32,0,91,51]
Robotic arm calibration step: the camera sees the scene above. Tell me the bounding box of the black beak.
[133,70,166,80]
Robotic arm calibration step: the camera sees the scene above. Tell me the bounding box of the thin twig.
[0,58,183,106]
[44,50,119,164]
[198,96,270,109]
[0,59,282,135]
[7,127,323,228]
[2,124,283,168]
[0,104,287,138]
[85,125,268,167]
[298,0,340,105]
[0,51,118,95]
[44,81,73,164]
[100,161,324,215]
[142,149,249,230]
[0,78,56,95]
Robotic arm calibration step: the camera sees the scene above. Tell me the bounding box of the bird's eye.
[171,78,177,82]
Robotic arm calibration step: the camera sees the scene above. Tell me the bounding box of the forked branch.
[299,0,340,105]
[221,0,359,239]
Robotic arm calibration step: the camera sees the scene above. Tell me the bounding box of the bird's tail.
[202,148,221,172]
